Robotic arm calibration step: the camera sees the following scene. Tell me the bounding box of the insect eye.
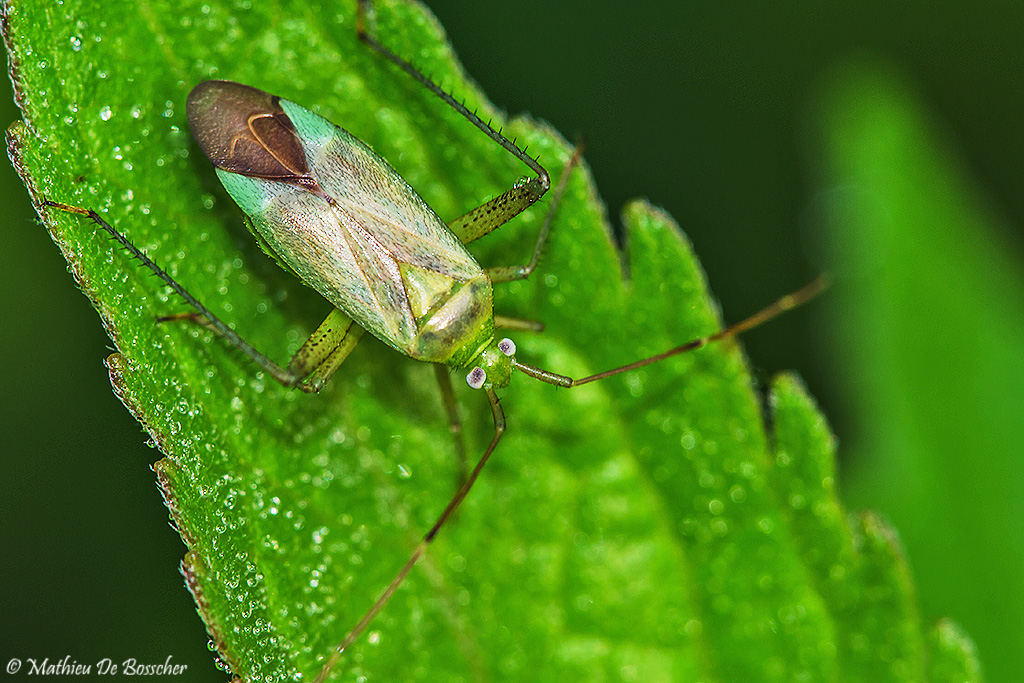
[498,338,516,356]
[466,367,486,389]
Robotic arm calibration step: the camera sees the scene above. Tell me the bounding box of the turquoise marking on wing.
[217,169,268,219]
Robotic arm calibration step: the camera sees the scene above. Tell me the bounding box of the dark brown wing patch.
[186,80,313,182]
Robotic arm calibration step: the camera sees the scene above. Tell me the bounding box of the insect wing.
[218,165,419,352]
[278,99,481,280]
[214,97,484,357]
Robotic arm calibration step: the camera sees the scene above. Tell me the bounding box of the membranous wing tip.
[186,80,314,184]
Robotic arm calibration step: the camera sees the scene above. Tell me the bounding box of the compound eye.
[498,338,516,356]
[466,366,486,389]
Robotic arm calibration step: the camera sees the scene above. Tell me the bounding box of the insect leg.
[486,145,584,283]
[44,201,350,392]
[448,178,548,245]
[157,307,363,393]
[433,364,468,487]
[312,388,506,683]
[356,0,551,242]
[288,309,366,393]
[513,277,830,387]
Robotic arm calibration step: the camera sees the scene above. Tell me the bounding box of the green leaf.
[3,2,981,682]
[816,62,1023,683]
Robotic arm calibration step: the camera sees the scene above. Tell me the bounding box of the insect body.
[43,3,827,681]
[187,81,521,384]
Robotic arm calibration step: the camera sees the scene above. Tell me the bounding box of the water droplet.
[574,594,593,612]
[99,105,112,121]
[728,485,746,503]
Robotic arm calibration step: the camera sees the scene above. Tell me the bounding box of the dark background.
[3,1,1022,680]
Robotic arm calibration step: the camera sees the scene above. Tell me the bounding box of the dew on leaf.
[729,485,747,503]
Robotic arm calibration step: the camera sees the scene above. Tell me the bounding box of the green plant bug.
[38,2,828,680]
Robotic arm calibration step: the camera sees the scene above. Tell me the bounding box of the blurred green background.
[2,1,1021,681]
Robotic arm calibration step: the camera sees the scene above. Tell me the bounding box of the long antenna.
[513,276,829,387]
